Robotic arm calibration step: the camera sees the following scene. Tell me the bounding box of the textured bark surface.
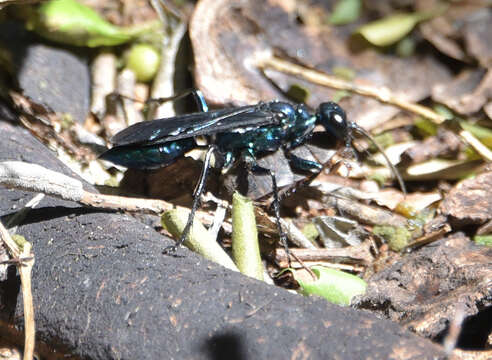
[356,233,492,339]
[440,171,492,227]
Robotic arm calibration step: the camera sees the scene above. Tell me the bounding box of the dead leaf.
[440,170,492,227]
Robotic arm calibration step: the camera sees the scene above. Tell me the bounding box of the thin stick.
[0,221,35,360]
[90,52,117,118]
[403,224,451,252]
[0,161,307,246]
[147,20,187,119]
[459,129,492,161]
[275,245,372,264]
[0,160,212,218]
[259,57,447,122]
[288,251,317,280]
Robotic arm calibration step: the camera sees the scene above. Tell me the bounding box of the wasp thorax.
[269,102,296,125]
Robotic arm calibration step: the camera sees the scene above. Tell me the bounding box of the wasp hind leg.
[162,146,219,255]
[242,151,292,267]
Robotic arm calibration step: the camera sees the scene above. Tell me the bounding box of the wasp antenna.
[352,124,407,195]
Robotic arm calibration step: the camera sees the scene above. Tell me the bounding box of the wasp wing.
[111,103,278,146]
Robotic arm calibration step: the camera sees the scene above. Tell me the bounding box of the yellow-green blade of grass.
[231,192,264,281]
[295,266,367,306]
[162,209,238,272]
[356,12,430,47]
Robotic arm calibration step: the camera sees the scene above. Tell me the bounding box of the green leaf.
[231,192,264,280]
[161,209,238,272]
[367,172,388,187]
[329,0,362,25]
[26,0,160,47]
[356,12,430,47]
[372,132,395,150]
[295,266,366,306]
[474,235,492,247]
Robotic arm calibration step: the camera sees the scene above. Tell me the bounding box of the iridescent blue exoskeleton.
[100,90,405,256]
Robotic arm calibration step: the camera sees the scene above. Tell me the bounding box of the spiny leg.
[284,149,353,221]
[279,150,324,200]
[245,156,292,267]
[285,151,323,173]
[147,89,209,113]
[163,144,218,255]
[287,148,351,215]
[160,89,211,255]
[109,88,209,118]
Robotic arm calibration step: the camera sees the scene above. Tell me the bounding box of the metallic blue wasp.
[100,90,405,255]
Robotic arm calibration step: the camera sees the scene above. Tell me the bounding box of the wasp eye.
[333,113,344,124]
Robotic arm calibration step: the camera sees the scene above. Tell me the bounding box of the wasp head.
[316,102,351,146]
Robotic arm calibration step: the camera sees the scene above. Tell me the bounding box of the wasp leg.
[146,89,209,112]
[243,152,292,267]
[163,144,219,255]
[162,90,211,255]
[285,152,323,173]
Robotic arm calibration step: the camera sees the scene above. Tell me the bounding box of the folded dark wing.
[111,103,278,146]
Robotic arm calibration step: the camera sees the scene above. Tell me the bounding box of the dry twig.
[0,221,35,360]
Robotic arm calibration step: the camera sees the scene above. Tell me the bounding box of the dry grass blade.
[0,221,35,360]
